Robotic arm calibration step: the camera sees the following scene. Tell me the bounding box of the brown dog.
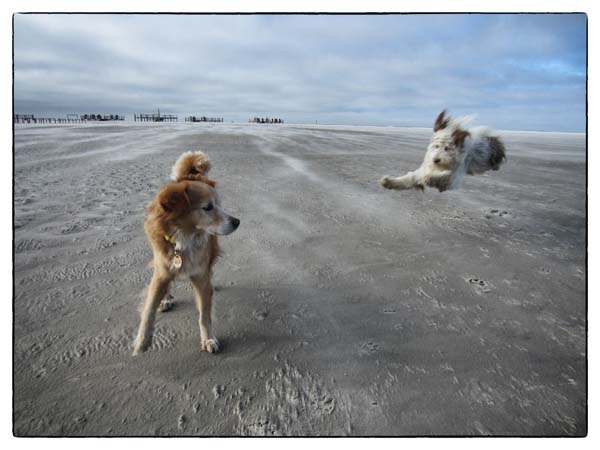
[133,151,239,355]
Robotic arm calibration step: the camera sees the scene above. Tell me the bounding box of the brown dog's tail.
[170,150,216,187]
[487,136,507,171]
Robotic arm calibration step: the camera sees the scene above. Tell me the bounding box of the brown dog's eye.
[202,203,214,211]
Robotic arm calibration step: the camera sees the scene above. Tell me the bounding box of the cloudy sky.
[14,14,586,131]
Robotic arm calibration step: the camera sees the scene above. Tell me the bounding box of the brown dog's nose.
[433,158,441,164]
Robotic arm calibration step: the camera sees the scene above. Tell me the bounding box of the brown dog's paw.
[201,337,220,353]
[157,295,174,312]
[132,338,150,356]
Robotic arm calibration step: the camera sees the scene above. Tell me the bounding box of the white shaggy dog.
[380,110,506,192]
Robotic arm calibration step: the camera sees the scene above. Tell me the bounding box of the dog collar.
[164,234,183,268]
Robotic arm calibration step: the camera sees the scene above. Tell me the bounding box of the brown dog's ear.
[452,128,470,148]
[434,110,450,131]
[159,182,191,213]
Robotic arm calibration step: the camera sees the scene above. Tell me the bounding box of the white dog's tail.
[451,114,477,130]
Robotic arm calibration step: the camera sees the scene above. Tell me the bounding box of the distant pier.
[14,113,125,124]
[249,117,284,124]
[134,109,178,122]
[14,114,86,124]
[80,114,124,121]
[185,116,224,123]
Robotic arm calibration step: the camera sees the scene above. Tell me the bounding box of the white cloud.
[14,14,586,131]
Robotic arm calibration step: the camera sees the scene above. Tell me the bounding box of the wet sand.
[13,123,586,436]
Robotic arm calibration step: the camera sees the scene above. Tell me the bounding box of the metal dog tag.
[173,252,182,269]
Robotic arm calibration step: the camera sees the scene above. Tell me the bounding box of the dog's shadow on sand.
[148,331,294,382]
[215,333,268,356]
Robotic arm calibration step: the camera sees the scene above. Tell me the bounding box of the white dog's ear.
[452,128,470,149]
[434,110,450,131]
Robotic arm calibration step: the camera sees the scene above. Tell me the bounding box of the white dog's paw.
[201,337,220,353]
[380,175,394,189]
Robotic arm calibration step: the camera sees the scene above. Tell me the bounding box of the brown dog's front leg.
[191,275,219,353]
[133,273,171,355]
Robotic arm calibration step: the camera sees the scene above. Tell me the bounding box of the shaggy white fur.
[380,111,506,192]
